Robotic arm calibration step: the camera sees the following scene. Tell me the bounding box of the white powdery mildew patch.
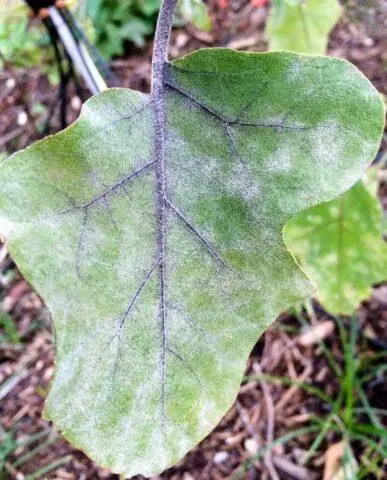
[129,432,170,477]
[48,317,80,396]
[256,114,306,132]
[82,93,139,130]
[336,159,370,194]
[226,160,262,202]
[77,221,113,271]
[286,59,303,83]
[256,297,285,331]
[50,353,78,412]
[86,170,111,191]
[116,221,153,281]
[310,118,343,168]
[283,267,313,300]
[168,305,211,345]
[168,131,221,202]
[197,398,218,431]
[340,65,377,102]
[310,117,372,191]
[52,349,91,409]
[278,193,308,217]
[51,312,130,410]
[0,216,14,238]
[238,271,263,294]
[181,151,220,190]
[276,116,367,215]
[37,214,65,230]
[110,370,177,476]
[265,144,293,173]
[121,423,192,477]
[9,177,29,196]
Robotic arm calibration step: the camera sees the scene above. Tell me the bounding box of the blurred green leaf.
[119,17,155,47]
[0,313,20,344]
[179,0,212,32]
[339,441,358,480]
[0,18,43,68]
[85,0,159,55]
[140,0,161,16]
[86,0,210,58]
[0,5,59,83]
[284,174,387,313]
[0,429,17,471]
[266,0,342,54]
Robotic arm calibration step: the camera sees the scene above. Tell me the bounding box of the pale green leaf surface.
[0,49,383,477]
[284,175,387,314]
[266,0,342,54]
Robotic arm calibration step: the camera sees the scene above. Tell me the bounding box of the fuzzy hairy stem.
[152,0,178,90]
[151,0,178,432]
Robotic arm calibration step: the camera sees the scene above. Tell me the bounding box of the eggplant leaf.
[266,0,342,54]
[284,174,387,314]
[0,49,383,477]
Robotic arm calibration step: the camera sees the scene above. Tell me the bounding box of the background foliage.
[266,0,342,54]
[285,173,387,313]
[0,0,211,65]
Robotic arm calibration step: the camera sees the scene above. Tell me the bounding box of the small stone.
[71,95,82,111]
[182,473,195,480]
[17,111,28,126]
[213,451,229,464]
[372,285,387,306]
[98,468,112,478]
[175,32,189,49]
[6,77,16,89]
[244,437,260,455]
[363,37,374,47]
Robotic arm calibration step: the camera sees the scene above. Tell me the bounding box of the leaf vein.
[164,79,309,132]
[165,198,229,269]
[167,346,202,386]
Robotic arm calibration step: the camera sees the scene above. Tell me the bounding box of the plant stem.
[152,0,178,90]
[151,0,177,433]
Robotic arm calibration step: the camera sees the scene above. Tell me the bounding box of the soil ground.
[0,1,386,479]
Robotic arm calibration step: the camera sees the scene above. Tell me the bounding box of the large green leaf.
[284,175,387,314]
[0,49,383,476]
[266,0,342,54]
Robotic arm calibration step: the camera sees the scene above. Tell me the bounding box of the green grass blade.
[16,428,52,448]
[232,425,320,479]
[24,455,72,480]
[244,374,334,405]
[303,415,335,464]
[342,315,358,426]
[292,307,342,378]
[12,433,58,468]
[350,433,387,458]
[357,386,383,429]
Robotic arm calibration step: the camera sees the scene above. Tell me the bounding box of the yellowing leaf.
[284,175,387,313]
